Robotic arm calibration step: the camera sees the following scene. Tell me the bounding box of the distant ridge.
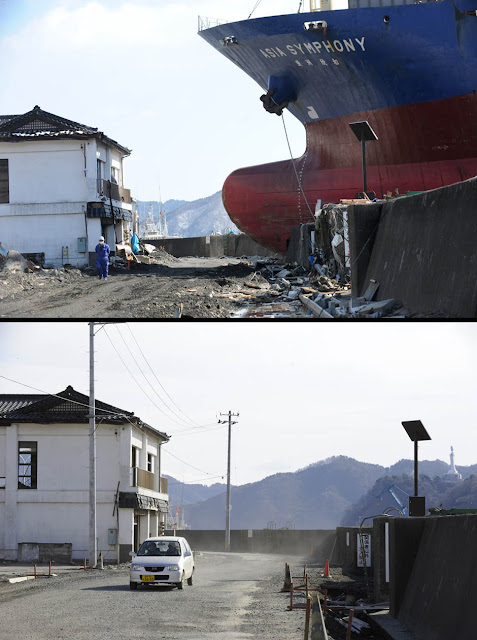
[176,456,476,530]
[137,192,239,238]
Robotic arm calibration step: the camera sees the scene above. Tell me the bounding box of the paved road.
[0,553,303,640]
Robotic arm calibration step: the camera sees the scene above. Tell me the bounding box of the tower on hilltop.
[443,446,463,483]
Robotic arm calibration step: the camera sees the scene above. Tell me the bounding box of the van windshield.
[137,540,181,557]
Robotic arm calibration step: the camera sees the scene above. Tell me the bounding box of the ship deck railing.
[198,15,229,31]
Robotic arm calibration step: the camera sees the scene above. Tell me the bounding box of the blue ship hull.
[199,2,477,252]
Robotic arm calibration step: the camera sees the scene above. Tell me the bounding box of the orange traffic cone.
[322,560,330,578]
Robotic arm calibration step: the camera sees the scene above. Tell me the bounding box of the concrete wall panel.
[145,235,280,258]
[167,529,335,559]
[397,514,477,640]
[349,177,477,317]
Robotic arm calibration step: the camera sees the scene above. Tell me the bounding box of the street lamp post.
[401,420,431,516]
[349,121,378,196]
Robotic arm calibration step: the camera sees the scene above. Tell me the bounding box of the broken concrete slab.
[363,279,380,301]
[134,254,152,264]
[358,299,396,315]
[299,294,334,318]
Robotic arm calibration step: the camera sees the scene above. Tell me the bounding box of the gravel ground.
[0,553,310,640]
[0,256,309,319]
[0,554,390,640]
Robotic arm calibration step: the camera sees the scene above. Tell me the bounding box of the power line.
[162,447,222,477]
[167,475,225,485]
[103,327,220,434]
[103,326,190,428]
[126,324,200,427]
[171,423,228,437]
[116,325,197,428]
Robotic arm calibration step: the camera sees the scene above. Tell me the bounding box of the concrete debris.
[356,299,396,315]
[3,251,29,273]
[134,254,153,264]
[363,279,380,302]
[299,294,334,318]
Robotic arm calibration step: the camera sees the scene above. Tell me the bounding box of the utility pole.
[89,321,124,568]
[218,411,239,552]
[89,322,97,568]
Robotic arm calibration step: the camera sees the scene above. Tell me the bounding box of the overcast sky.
[1,322,476,487]
[0,0,316,202]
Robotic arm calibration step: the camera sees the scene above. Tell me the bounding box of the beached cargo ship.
[199,0,477,253]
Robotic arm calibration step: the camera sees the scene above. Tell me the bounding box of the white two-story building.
[0,385,169,563]
[0,105,133,267]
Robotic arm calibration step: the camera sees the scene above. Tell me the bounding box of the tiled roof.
[0,106,131,155]
[0,385,169,439]
[0,395,42,413]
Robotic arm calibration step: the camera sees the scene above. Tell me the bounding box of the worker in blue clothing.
[95,236,110,280]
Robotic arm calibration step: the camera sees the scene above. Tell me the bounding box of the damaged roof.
[0,105,131,155]
[0,385,169,440]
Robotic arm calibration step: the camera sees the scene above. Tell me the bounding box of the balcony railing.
[131,467,154,491]
[98,179,131,204]
[131,468,168,494]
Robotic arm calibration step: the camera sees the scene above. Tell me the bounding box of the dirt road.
[0,256,309,319]
[0,552,307,640]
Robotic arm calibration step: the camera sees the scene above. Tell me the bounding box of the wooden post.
[345,609,355,640]
[304,596,311,639]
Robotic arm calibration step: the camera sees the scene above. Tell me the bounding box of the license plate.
[141,575,154,582]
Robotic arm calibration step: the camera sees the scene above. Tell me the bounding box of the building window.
[97,159,103,194]
[131,446,138,468]
[18,442,37,489]
[111,166,119,184]
[147,453,154,473]
[0,159,9,204]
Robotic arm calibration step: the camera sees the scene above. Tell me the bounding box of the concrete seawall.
[166,529,335,559]
[144,234,281,259]
[389,514,477,640]
[348,177,477,317]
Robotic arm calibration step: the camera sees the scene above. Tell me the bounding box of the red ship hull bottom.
[222,94,477,254]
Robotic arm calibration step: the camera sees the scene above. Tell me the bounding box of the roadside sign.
[357,533,371,567]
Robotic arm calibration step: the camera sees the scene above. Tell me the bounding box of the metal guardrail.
[198,15,228,31]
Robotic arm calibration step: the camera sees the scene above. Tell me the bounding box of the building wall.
[0,420,168,561]
[0,140,88,204]
[0,137,131,266]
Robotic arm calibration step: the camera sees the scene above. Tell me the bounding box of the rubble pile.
[0,258,85,304]
[241,256,411,319]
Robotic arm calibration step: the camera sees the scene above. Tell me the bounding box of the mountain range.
[137,192,239,238]
[165,456,477,530]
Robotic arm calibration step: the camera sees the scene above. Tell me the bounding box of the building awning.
[87,202,132,221]
[119,492,168,512]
